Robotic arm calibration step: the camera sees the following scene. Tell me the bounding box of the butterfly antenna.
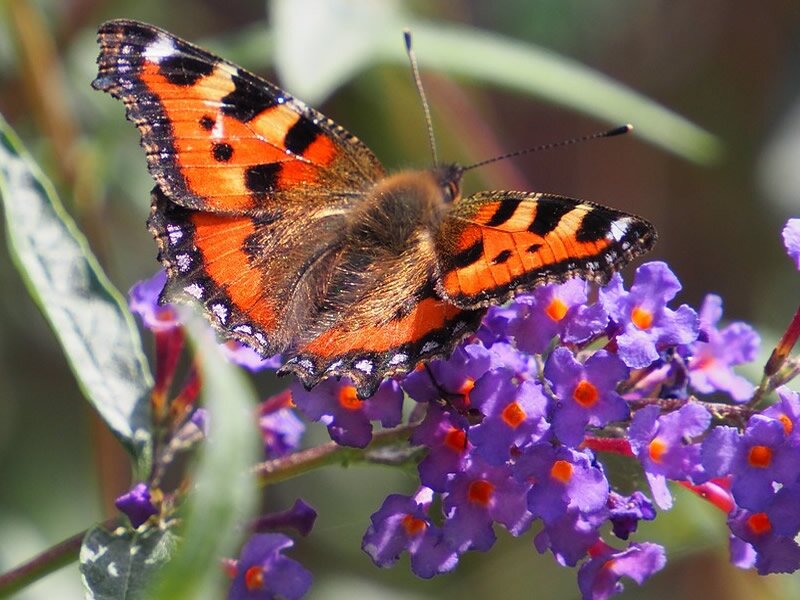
[404,30,439,166]
[461,124,633,172]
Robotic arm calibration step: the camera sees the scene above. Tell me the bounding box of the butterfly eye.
[446,180,460,202]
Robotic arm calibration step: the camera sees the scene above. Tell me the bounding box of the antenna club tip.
[403,30,413,50]
[605,124,634,138]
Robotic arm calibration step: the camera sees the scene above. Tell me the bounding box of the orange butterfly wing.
[436,191,657,308]
[93,19,384,216]
[95,20,385,353]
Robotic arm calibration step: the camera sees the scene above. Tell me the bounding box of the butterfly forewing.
[436,191,657,308]
[93,19,385,216]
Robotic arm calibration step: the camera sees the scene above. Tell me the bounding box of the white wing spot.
[176,253,191,272]
[355,359,373,374]
[389,353,408,366]
[326,360,343,372]
[254,332,267,345]
[233,324,252,334]
[167,223,183,244]
[422,341,439,354]
[184,283,203,299]
[107,562,119,577]
[609,217,633,242]
[299,359,315,372]
[212,303,228,324]
[144,34,177,63]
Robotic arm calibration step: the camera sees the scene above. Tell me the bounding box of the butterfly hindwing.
[436,191,657,308]
[93,19,385,216]
[280,207,486,398]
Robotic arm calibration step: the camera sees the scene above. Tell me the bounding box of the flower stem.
[0,518,117,598]
[253,423,418,486]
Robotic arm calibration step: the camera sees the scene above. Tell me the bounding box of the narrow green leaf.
[380,22,721,164]
[79,524,178,600]
[0,114,153,467]
[148,311,259,600]
[268,0,719,163]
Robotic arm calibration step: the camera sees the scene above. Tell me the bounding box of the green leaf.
[382,22,721,164]
[268,0,718,163]
[148,311,259,600]
[270,0,402,103]
[0,114,153,469]
[79,524,179,600]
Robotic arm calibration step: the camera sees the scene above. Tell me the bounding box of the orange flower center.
[550,459,574,483]
[467,479,495,506]
[444,428,467,453]
[459,377,475,406]
[401,514,428,536]
[631,306,654,330]
[778,414,793,435]
[338,385,362,411]
[573,380,599,408]
[747,445,773,468]
[746,512,772,535]
[648,438,667,463]
[546,298,569,322]
[502,402,527,428]
[244,566,265,591]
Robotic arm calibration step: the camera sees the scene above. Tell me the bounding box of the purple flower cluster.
[123,218,800,599]
[357,262,712,598]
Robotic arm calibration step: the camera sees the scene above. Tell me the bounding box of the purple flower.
[362,487,458,579]
[783,218,800,270]
[600,262,699,369]
[505,280,608,354]
[129,270,178,331]
[514,444,609,524]
[251,500,318,538]
[766,480,800,538]
[220,340,281,372]
[577,541,666,600]
[228,533,311,600]
[130,270,280,370]
[402,343,493,405]
[728,510,800,575]
[761,386,800,444]
[687,294,759,402]
[291,378,402,448]
[476,303,517,344]
[543,348,629,447]
[115,483,159,528]
[607,491,656,540]
[702,416,800,512]
[411,405,471,491]
[468,370,549,464]
[729,532,757,570]
[190,407,209,436]
[443,457,532,553]
[534,508,606,567]
[628,403,710,509]
[259,391,305,458]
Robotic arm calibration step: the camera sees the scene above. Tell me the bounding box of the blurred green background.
[2,0,800,598]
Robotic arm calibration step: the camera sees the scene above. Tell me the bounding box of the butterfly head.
[432,164,464,205]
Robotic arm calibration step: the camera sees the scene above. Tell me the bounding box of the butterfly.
[93,19,656,398]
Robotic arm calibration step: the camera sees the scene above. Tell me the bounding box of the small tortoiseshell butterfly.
[93,20,656,398]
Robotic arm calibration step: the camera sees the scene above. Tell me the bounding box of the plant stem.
[0,424,418,596]
[0,518,116,598]
[253,423,417,486]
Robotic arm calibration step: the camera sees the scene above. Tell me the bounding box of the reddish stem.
[582,436,634,457]
[765,303,800,376]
